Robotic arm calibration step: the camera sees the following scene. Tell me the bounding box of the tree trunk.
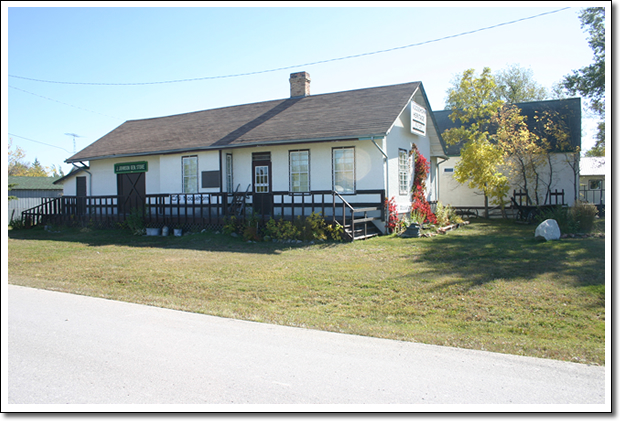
[484,193,489,219]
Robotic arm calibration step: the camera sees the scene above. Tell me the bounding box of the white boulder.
[535,219,561,241]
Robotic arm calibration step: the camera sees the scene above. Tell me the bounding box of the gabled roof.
[433,97,582,156]
[67,81,427,163]
[52,166,89,185]
[8,176,63,190]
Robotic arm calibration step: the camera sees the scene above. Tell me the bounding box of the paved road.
[6,284,608,409]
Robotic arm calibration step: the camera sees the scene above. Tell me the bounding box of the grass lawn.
[7,218,606,365]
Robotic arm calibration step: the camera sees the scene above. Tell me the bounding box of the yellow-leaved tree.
[443,68,508,218]
[493,104,550,206]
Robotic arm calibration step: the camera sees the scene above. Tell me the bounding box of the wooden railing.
[332,190,385,241]
[19,190,386,235]
[579,186,605,205]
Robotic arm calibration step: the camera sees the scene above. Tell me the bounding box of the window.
[399,149,410,195]
[182,156,198,193]
[254,165,270,193]
[290,150,310,193]
[226,154,234,192]
[333,147,355,194]
[589,179,602,190]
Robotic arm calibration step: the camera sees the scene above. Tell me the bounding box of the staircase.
[333,192,383,241]
[344,212,382,241]
[228,184,251,217]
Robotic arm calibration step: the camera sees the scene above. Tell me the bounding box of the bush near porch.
[8,218,605,366]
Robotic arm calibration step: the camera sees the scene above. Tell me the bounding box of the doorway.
[252,152,272,218]
[117,173,146,215]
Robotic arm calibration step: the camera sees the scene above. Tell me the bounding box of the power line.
[8,133,72,153]
[9,85,123,120]
[8,7,571,86]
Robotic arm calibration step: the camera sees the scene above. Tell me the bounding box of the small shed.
[8,176,63,222]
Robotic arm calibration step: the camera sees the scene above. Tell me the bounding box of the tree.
[445,64,548,108]
[493,104,549,205]
[562,7,605,155]
[443,68,508,218]
[532,109,580,205]
[8,138,54,177]
[493,64,548,103]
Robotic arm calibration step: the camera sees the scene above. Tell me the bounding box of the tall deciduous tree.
[493,64,548,104]
[493,104,549,205]
[443,68,508,218]
[562,7,605,155]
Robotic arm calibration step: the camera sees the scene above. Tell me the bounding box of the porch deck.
[20,189,386,241]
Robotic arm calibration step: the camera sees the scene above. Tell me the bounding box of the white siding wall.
[438,153,579,208]
[385,99,434,215]
[63,140,389,197]
[223,140,384,194]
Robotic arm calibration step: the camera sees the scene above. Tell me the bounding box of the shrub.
[124,207,145,235]
[384,197,398,233]
[9,216,26,230]
[434,201,464,227]
[410,144,437,225]
[326,222,344,241]
[536,201,598,234]
[223,216,242,235]
[569,201,598,233]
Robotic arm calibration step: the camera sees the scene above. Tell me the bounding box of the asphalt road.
[6,284,608,409]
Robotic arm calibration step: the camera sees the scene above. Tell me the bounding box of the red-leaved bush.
[384,196,398,233]
[410,145,437,224]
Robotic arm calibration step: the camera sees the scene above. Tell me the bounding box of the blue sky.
[4,3,605,175]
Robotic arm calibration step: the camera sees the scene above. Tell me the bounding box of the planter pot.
[174,228,183,237]
[401,223,420,238]
[162,226,169,236]
[146,227,161,236]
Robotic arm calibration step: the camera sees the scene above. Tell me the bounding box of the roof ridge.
[126,81,422,123]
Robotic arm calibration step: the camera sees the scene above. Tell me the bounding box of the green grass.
[7,219,606,365]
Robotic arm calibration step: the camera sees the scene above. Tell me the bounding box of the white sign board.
[411,101,426,137]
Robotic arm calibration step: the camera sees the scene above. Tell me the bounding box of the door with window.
[252,152,272,218]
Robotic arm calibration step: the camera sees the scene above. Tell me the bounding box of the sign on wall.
[410,101,426,137]
[114,161,148,174]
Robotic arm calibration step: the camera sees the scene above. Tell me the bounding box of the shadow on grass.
[7,226,344,256]
[408,219,605,292]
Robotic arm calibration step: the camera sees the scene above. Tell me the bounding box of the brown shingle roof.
[67,81,421,162]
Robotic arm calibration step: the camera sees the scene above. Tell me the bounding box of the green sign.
[114,161,148,174]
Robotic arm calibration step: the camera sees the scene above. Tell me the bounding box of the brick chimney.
[289,72,311,98]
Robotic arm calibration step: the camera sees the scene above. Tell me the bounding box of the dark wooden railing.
[579,186,605,205]
[20,190,386,238]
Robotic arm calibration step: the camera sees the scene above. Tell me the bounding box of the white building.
[54,72,448,239]
[433,98,582,216]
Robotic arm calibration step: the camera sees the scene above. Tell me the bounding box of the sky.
[4,2,608,176]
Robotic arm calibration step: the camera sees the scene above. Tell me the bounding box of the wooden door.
[76,176,87,215]
[252,153,272,218]
[117,173,146,214]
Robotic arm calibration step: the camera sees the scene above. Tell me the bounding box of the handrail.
[19,189,386,234]
[332,191,385,241]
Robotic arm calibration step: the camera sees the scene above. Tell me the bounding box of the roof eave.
[65,134,389,163]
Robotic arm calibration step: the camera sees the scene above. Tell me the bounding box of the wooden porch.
[20,189,386,241]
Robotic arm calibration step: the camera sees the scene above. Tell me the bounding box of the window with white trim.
[182,156,198,193]
[399,149,410,195]
[226,153,234,192]
[333,147,355,194]
[290,150,310,193]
